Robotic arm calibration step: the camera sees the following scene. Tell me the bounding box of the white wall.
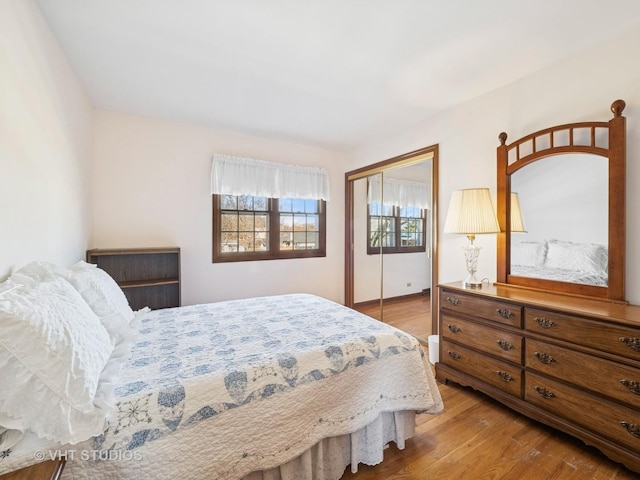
[90,110,347,305]
[349,24,640,305]
[0,0,93,278]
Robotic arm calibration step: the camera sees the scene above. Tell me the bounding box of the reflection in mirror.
[510,154,608,287]
[496,100,625,301]
[346,145,438,341]
[381,162,432,341]
[353,164,432,333]
[353,173,383,320]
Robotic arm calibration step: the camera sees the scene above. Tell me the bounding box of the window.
[367,202,426,254]
[213,194,326,262]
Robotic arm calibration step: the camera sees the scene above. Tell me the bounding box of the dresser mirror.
[496,100,626,301]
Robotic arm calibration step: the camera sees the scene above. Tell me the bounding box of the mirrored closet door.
[345,146,439,341]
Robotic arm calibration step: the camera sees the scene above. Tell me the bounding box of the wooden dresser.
[435,282,640,472]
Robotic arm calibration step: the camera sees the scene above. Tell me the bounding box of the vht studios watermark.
[34,449,143,462]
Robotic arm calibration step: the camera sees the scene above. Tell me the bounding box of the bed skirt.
[244,410,416,480]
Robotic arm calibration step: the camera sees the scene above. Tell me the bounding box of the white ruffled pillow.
[11,261,134,344]
[66,261,134,338]
[0,276,114,443]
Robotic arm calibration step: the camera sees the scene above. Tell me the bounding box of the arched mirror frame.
[496,100,626,302]
[345,144,439,335]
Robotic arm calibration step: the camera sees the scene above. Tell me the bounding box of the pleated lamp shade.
[510,192,526,233]
[444,188,500,235]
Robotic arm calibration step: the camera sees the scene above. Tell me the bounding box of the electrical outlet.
[406,282,411,287]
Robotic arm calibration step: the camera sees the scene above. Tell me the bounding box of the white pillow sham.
[511,241,547,268]
[0,276,114,443]
[544,240,608,275]
[67,261,134,335]
[11,261,134,344]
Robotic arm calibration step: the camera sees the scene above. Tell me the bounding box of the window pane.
[280,232,294,249]
[280,213,293,231]
[237,195,253,210]
[238,212,254,230]
[238,232,254,252]
[221,232,238,252]
[255,213,269,233]
[253,196,268,211]
[221,195,237,209]
[279,198,293,212]
[383,233,395,247]
[306,214,319,231]
[369,203,381,216]
[304,199,318,213]
[401,218,418,234]
[254,232,268,251]
[293,231,307,249]
[306,232,319,249]
[291,199,305,213]
[221,213,237,231]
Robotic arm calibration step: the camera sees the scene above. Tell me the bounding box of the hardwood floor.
[354,293,432,342]
[347,296,638,480]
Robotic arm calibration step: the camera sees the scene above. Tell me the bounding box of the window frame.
[212,194,326,263]
[367,204,427,255]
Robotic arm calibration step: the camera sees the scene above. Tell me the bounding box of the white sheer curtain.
[367,177,429,209]
[211,154,330,200]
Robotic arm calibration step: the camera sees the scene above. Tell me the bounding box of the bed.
[0,261,443,479]
[510,239,608,287]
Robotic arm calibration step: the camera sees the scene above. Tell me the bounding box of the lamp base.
[462,241,483,289]
[463,273,483,289]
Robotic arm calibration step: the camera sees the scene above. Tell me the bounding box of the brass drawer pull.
[496,339,514,351]
[620,379,640,395]
[534,386,555,399]
[446,296,460,306]
[534,317,555,328]
[619,337,640,352]
[534,352,556,364]
[620,421,640,438]
[496,308,514,319]
[448,324,461,333]
[497,370,512,382]
[447,350,461,360]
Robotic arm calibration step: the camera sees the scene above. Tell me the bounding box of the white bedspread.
[1,294,442,479]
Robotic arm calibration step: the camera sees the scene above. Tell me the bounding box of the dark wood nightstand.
[0,459,65,480]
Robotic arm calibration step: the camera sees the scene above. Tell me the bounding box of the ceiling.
[35,0,640,150]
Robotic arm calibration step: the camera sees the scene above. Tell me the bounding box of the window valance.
[367,177,429,209]
[211,154,330,200]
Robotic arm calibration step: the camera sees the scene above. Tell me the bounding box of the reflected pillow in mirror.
[544,240,608,275]
[511,241,547,268]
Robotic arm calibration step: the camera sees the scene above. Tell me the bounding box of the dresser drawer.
[526,339,640,408]
[526,308,640,362]
[440,289,522,327]
[441,313,523,364]
[526,372,640,454]
[441,338,522,397]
